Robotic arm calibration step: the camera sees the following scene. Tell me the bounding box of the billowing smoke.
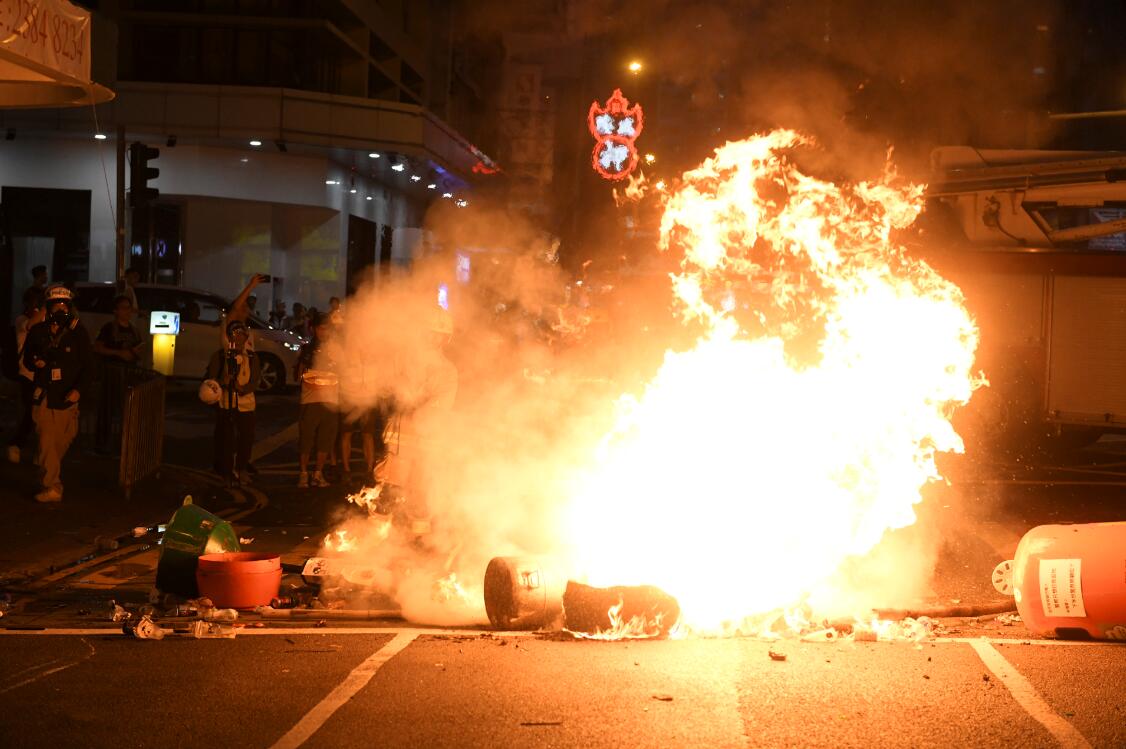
[315,200,633,624]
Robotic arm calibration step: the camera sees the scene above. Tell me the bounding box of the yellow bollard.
[149,311,180,376]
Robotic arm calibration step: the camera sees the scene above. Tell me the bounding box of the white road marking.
[269,632,417,749]
[0,638,96,695]
[969,640,1093,749]
[252,422,299,462]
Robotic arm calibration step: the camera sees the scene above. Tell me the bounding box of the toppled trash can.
[196,552,282,610]
[483,556,566,630]
[1000,521,1126,640]
[155,497,240,598]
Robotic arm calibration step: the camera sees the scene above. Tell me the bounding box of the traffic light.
[128,142,160,207]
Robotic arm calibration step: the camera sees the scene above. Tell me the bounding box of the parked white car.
[73,282,303,392]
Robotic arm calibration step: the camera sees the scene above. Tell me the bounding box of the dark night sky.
[467,0,1126,179]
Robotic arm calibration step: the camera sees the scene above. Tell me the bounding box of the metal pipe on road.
[254,607,402,621]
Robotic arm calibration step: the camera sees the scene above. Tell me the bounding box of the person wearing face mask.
[21,284,92,503]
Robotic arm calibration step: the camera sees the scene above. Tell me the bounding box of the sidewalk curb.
[0,464,250,591]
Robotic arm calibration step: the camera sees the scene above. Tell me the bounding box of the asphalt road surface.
[0,629,1123,748]
[2,390,1126,747]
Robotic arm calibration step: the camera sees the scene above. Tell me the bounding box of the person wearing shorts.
[297,313,338,488]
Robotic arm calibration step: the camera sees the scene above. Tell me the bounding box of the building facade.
[0,0,495,317]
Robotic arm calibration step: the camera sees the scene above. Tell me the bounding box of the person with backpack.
[206,320,261,485]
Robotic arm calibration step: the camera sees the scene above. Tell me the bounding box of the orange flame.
[323,529,356,553]
[563,131,980,632]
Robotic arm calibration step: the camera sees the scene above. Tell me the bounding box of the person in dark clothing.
[92,295,144,452]
[207,320,261,485]
[7,288,45,464]
[25,264,48,302]
[93,295,143,364]
[21,284,93,502]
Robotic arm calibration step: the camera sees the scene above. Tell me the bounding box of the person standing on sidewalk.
[296,313,339,488]
[92,295,144,453]
[21,284,93,503]
[7,288,46,464]
[207,320,261,485]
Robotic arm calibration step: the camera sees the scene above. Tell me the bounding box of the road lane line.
[0,638,95,695]
[252,422,298,462]
[269,632,418,749]
[969,640,1093,749]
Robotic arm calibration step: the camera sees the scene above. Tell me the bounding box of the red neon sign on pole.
[588,88,644,181]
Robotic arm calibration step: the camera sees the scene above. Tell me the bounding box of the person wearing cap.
[21,284,93,502]
[206,319,261,485]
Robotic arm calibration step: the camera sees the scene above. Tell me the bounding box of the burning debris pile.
[560,130,981,634]
[314,129,982,638]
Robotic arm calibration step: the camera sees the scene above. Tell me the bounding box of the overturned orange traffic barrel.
[196,552,282,610]
[1008,522,1126,640]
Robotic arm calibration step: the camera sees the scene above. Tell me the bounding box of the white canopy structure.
[0,0,112,108]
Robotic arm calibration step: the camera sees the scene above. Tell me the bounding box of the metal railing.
[118,368,165,499]
[82,360,166,498]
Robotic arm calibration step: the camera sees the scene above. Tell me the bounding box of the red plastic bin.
[196,552,282,610]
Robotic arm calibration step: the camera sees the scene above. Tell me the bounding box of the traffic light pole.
[116,126,126,279]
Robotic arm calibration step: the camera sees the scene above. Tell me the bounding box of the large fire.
[561,130,980,632]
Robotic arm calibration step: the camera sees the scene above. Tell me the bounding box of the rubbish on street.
[155,498,241,598]
[110,601,131,622]
[188,620,237,639]
[996,612,1022,626]
[562,581,680,638]
[482,556,566,630]
[651,694,674,702]
[1006,521,1126,639]
[196,552,282,609]
[768,649,788,661]
[124,615,165,640]
[520,721,563,726]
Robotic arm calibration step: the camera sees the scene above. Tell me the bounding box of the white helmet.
[198,379,222,405]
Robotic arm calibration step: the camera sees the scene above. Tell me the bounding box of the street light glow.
[644,153,656,164]
[392,163,405,172]
[369,152,380,158]
[249,139,262,146]
[94,133,107,140]
[628,60,643,73]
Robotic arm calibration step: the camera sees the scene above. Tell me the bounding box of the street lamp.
[628,60,643,74]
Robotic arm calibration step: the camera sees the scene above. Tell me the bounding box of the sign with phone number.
[0,0,90,82]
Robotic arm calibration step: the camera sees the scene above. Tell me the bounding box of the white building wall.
[0,135,119,282]
[1,135,430,310]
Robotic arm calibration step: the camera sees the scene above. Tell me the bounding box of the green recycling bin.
[155,499,241,598]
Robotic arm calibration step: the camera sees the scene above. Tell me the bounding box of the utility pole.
[116,125,126,278]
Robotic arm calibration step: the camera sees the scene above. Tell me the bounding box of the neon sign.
[588,88,644,181]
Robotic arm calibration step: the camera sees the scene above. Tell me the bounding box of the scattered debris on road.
[651,694,674,702]
[768,649,787,661]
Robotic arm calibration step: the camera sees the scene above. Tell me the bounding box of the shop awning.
[0,0,113,108]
